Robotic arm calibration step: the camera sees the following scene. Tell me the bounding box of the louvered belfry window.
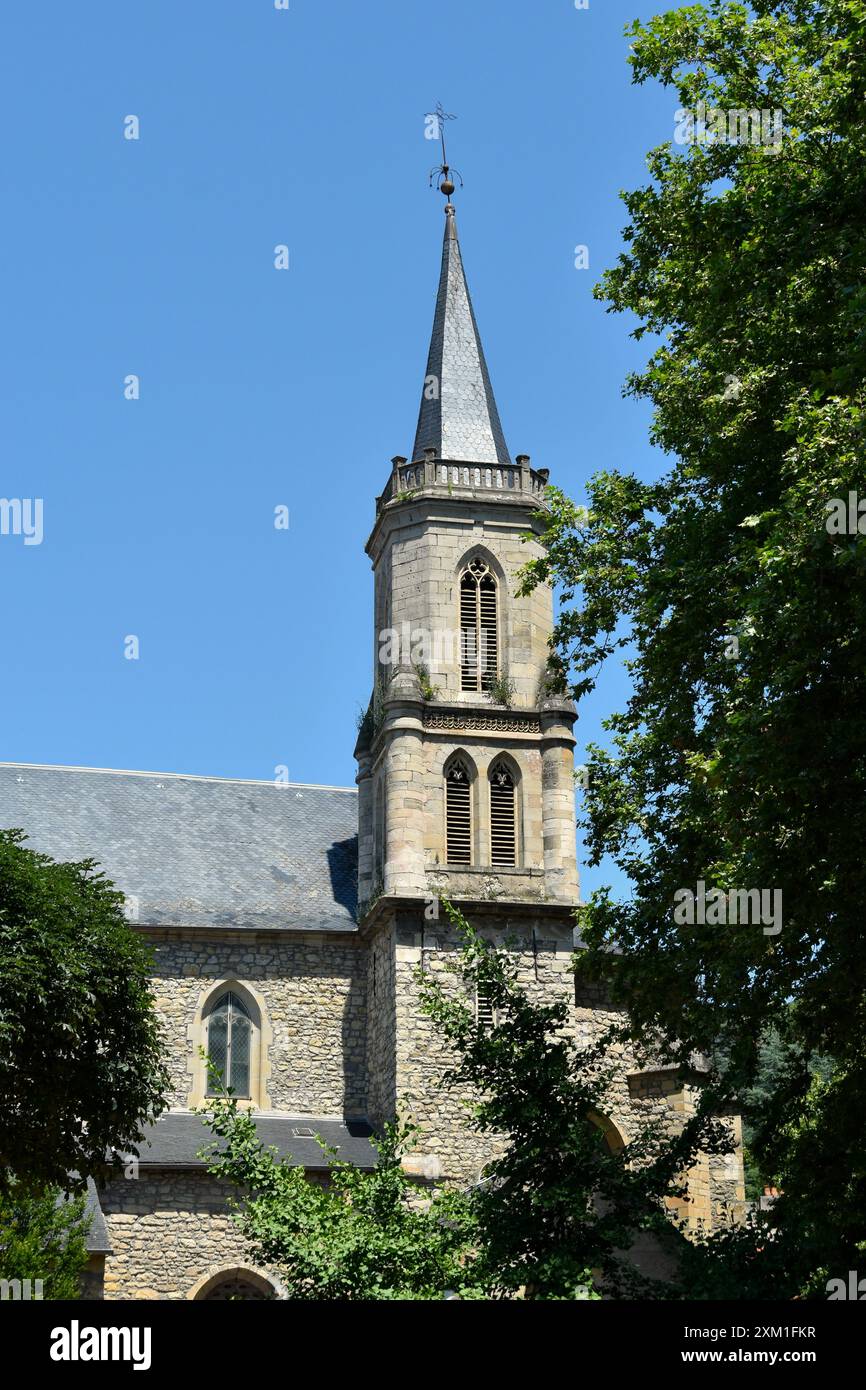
[490,761,517,867]
[460,557,498,692]
[446,759,472,864]
[206,991,252,1098]
[476,985,495,1032]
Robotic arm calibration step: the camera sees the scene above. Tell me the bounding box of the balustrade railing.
[378,454,548,511]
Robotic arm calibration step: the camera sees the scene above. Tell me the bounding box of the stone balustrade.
[377,452,549,513]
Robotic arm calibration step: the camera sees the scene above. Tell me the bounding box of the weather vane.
[426,102,463,202]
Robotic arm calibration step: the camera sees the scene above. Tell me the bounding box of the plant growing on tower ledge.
[486,668,515,708]
[413,663,440,702]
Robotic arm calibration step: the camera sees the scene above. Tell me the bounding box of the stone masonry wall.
[99,1172,277,1301]
[386,907,625,1181]
[376,505,552,708]
[383,906,745,1228]
[365,918,397,1131]
[421,738,545,875]
[144,931,367,1116]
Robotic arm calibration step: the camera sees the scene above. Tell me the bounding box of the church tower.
[355,197,579,914]
[354,186,582,1179]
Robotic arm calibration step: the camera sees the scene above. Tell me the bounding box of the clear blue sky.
[1,0,678,898]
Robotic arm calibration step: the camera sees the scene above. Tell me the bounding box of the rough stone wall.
[99,1172,275,1301]
[80,1256,106,1301]
[99,912,744,1301]
[388,907,582,1181]
[375,712,578,903]
[145,931,367,1116]
[385,906,745,1225]
[576,980,746,1229]
[372,501,552,709]
[365,918,397,1131]
[422,739,545,875]
[709,1115,747,1221]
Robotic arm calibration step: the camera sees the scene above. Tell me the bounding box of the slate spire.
[411,202,512,467]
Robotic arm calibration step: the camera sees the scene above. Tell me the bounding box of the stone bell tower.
[354,187,583,1178]
[355,198,579,917]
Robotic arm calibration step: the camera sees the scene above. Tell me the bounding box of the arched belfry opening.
[460,556,498,692]
[489,758,517,867]
[445,754,474,865]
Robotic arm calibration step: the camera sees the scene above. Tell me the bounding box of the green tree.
[730,1019,833,1200]
[417,901,732,1300]
[0,1182,90,1299]
[0,829,169,1192]
[199,1095,485,1300]
[519,0,866,1292]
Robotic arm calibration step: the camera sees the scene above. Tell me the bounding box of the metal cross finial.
[426,102,463,201]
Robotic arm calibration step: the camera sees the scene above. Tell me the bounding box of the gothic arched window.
[489,760,517,867]
[445,758,472,865]
[460,557,498,692]
[206,991,252,1098]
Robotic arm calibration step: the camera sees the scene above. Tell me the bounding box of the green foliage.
[486,669,516,707]
[0,1181,90,1299]
[0,829,170,1192]
[729,1019,834,1198]
[417,900,734,1299]
[674,1207,793,1301]
[413,663,440,702]
[536,654,570,704]
[356,673,390,744]
[356,877,384,922]
[519,0,866,1290]
[198,1090,485,1300]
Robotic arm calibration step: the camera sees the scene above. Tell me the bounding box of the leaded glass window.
[206,991,252,1098]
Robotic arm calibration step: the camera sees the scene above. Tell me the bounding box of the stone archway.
[189,1267,278,1301]
[585,1112,680,1286]
[587,1109,627,1154]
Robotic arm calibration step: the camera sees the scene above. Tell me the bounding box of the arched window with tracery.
[489,760,517,867]
[206,991,252,1098]
[460,557,498,692]
[445,757,472,864]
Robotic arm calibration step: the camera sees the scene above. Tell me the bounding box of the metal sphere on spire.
[426,101,463,203]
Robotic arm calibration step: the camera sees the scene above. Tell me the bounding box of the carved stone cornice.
[422,708,541,735]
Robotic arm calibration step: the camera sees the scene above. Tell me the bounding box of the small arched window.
[446,758,472,865]
[206,991,252,1098]
[489,760,517,867]
[460,557,498,692]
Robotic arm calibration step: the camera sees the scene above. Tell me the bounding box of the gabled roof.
[82,1179,113,1254]
[0,763,358,932]
[56,1179,113,1255]
[411,203,512,467]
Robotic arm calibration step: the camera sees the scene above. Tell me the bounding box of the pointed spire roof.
[411,203,512,467]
